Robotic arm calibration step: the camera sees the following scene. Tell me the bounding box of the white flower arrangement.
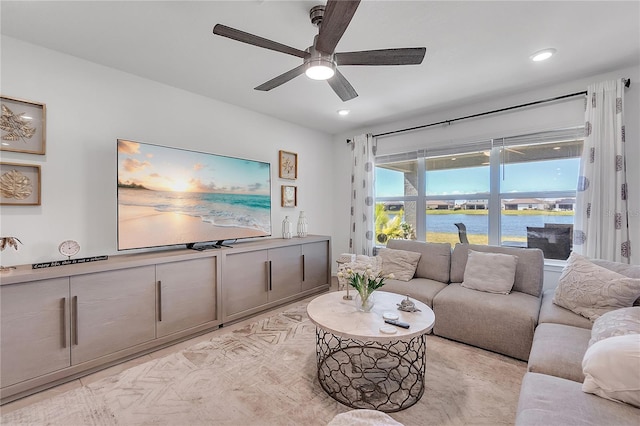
[338,265,394,309]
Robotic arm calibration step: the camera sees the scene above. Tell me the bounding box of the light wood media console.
[0,235,331,404]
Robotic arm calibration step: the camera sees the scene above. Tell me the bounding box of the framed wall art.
[0,162,41,206]
[281,185,297,207]
[278,150,297,180]
[0,95,46,155]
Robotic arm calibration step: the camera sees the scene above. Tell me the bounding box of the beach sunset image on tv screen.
[117,139,271,250]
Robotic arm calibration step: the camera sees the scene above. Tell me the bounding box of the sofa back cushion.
[591,258,640,306]
[387,239,451,283]
[591,259,640,279]
[450,243,544,297]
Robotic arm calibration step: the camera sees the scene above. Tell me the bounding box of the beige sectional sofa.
[370,239,640,425]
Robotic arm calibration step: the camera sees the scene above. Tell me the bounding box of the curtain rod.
[368,78,631,140]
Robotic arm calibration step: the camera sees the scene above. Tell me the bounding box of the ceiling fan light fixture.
[305,62,335,80]
[305,46,335,80]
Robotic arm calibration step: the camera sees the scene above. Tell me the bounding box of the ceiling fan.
[212,0,426,102]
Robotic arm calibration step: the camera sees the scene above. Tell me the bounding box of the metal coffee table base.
[315,327,426,412]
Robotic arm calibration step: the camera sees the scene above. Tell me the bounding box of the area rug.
[0,303,526,425]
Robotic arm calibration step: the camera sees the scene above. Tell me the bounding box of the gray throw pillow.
[378,248,421,282]
[553,252,640,321]
[461,250,518,294]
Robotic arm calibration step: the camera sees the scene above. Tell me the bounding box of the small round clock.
[59,240,80,258]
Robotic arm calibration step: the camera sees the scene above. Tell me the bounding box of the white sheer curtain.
[574,78,630,262]
[349,134,376,256]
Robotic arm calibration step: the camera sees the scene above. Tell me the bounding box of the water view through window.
[375,135,583,259]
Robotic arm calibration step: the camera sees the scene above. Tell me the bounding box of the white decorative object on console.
[282,216,292,239]
[297,211,308,238]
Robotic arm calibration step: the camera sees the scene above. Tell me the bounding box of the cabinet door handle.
[157,280,162,322]
[72,295,78,346]
[61,297,67,349]
[302,254,306,282]
[267,260,272,291]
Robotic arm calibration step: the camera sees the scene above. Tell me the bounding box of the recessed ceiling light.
[530,48,557,62]
[337,109,350,116]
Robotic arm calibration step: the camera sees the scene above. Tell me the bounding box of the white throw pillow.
[461,250,518,294]
[553,252,640,321]
[582,334,640,408]
[377,248,421,282]
[589,307,640,347]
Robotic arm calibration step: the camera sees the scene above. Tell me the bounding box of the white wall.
[0,37,335,265]
[332,65,640,267]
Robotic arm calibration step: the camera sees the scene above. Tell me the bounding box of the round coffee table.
[306,290,435,412]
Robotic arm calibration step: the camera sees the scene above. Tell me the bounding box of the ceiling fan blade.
[327,69,358,102]
[213,24,307,58]
[315,0,361,54]
[254,64,306,91]
[336,48,426,66]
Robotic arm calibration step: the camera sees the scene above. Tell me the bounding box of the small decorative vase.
[297,211,308,238]
[282,216,292,239]
[354,291,375,312]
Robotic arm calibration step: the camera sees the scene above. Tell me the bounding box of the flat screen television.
[117,139,271,250]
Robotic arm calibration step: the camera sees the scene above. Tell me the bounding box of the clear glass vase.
[354,291,375,312]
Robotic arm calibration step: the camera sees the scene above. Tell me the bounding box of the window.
[425,147,490,245]
[374,154,418,245]
[374,128,583,259]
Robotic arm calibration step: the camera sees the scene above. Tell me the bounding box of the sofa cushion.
[461,250,518,294]
[592,259,640,306]
[387,239,451,283]
[527,323,590,382]
[582,334,640,408]
[553,252,640,321]
[589,306,640,347]
[377,247,421,281]
[450,244,543,297]
[538,289,593,329]
[382,277,448,308]
[516,372,640,426]
[432,283,540,361]
[591,258,640,279]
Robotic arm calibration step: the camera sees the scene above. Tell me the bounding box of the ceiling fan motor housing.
[310,5,325,27]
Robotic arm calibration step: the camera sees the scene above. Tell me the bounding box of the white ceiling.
[1,1,639,135]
